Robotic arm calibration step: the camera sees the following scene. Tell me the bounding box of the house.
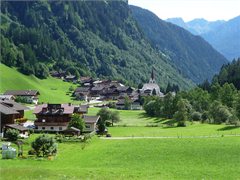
[34,103,89,132]
[83,115,100,132]
[131,99,142,110]
[4,90,40,104]
[80,77,94,86]
[116,99,125,110]
[74,87,90,101]
[140,68,164,97]
[50,70,66,79]
[0,100,28,134]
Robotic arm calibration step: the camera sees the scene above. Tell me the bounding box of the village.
[0,69,165,139]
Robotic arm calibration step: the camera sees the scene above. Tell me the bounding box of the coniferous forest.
[0,1,193,89]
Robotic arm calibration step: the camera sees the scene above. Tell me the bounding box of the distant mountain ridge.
[130,6,228,83]
[166,16,240,60]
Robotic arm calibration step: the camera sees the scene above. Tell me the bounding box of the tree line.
[144,82,240,127]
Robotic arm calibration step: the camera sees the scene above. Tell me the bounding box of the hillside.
[0,1,193,89]
[0,64,76,103]
[166,16,240,60]
[130,6,228,83]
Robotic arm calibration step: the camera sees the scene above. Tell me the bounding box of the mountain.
[0,1,193,89]
[166,16,240,60]
[202,16,240,61]
[166,18,225,35]
[130,6,228,83]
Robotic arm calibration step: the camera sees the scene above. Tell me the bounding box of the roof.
[79,105,89,113]
[65,75,76,79]
[4,90,40,96]
[5,124,28,131]
[0,103,19,115]
[116,99,125,105]
[0,100,29,115]
[74,87,90,93]
[83,115,100,123]
[63,127,80,132]
[34,104,75,115]
[91,86,104,91]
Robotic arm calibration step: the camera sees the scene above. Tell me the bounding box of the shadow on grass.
[218,126,240,131]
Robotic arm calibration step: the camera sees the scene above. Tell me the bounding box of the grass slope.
[1,136,240,179]
[0,64,77,103]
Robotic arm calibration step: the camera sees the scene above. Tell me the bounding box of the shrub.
[191,111,202,121]
[28,149,36,155]
[5,128,19,141]
[177,121,186,127]
[32,135,58,157]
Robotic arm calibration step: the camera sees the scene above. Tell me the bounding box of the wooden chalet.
[34,103,89,132]
[0,100,28,134]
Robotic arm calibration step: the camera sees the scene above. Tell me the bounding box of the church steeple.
[149,67,156,83]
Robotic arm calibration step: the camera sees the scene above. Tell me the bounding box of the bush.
[28,149,36,155]
[191,111,202,121]
[32,135,58,157]
[108,102,116,108]
[177,121,186,127]
[5,129,19,141]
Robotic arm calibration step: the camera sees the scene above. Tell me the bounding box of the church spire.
[149,67,156,83]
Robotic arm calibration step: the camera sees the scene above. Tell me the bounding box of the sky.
[128,0,240,22]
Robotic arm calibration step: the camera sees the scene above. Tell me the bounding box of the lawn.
[108,124,240,137]
[0,64,78,103]
[88,107,164,126]
[1,136,240,179]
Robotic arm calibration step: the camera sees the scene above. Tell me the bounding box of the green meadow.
[1,136,240,180]
[0,64,77,103]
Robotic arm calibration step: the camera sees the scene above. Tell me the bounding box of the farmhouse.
[140,68,164,97]
[34,103,92,132]
[83,115,100,132]
[0,100,28,134]
[4,90,40,104]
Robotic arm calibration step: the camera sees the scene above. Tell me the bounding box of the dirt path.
[100,134,240,140]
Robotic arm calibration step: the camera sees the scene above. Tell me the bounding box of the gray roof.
[0,103,19,115]
[83,115,100,123]
[0,100,29,115]
[4,90,40,96]
[5,124,28,131]
[74,87,90,92]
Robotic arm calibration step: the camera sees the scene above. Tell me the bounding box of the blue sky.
[129,0,240,21]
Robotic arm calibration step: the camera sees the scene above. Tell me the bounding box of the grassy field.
[1,135,240,180]
[0,64,78,103]
[88,107,164,126]
[108,124,240,137]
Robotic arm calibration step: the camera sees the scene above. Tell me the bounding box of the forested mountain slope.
[212,58,240,89]
[130,6,228,83]
[0,1,193,89]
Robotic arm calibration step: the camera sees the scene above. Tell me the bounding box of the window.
[51,127,54,130]
[85,125,91,129]
[42,127,45,130]
[59,127,62,131]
